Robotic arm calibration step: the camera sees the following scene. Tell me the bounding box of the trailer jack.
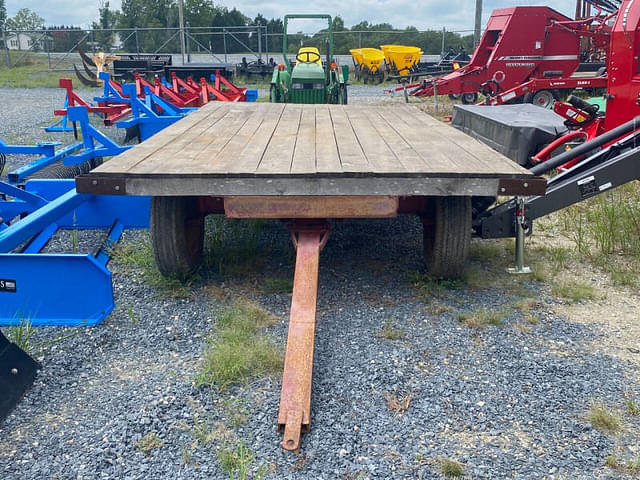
[278,221,330,451]
[507,197,531,274]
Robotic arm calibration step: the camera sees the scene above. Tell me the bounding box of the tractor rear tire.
[460,92,478,104]
[269,84,280,103]
[150,196,204,281]
[422,196,472,279]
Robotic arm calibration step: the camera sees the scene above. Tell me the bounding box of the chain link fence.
[1,25,474,70]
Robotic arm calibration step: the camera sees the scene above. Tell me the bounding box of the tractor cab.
[270,14,348,105]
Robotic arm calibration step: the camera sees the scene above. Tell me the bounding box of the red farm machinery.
[472,0,640,274]
[394,5,612,106]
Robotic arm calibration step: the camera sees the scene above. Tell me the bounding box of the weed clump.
[197,300,283,390]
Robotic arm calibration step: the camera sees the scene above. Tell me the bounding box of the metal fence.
[1,25,475,69]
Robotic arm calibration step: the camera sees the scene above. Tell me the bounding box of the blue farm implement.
[116,83,196,142]
[2,106,130,185]
[0,178,150,326]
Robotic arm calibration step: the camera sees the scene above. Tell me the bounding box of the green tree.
[6,8,45,51]
[92,1,119,51]
[6,8,44,30]
[0,0,7,30]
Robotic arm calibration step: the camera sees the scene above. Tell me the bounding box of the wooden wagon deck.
[76,102,545,197]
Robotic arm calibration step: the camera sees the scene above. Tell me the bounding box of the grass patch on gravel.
[606,455,640,474]
[197,299,283,390]
[135,432,165,456]
[376,318,405,340]
[439,458,466,477]
[457,308,507,329]
[588,403,622,433]
[112,238,193,298]
[551,279,597,303]
[217,441,266,480]
[625,396,639,416]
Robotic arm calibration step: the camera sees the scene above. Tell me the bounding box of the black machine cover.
[452,104,568,166]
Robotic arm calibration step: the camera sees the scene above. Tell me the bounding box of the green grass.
[217,441,265,480]
[440,458,466,478]
[551,280,597,303]
[587,403,621,433]
[408,271,465,299]
[457,308,507,329]
[559,182,640,284]
[376,318,405,340]
[0,52,72,88]
[135,432,165,456]
[625,397,639,416]
[112,238,194,298]
[261,277,292,294]
[3,318,37,355]
[204,217,267,279]
[197,300,283,390]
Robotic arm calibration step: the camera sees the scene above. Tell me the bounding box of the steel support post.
[507,197,531,274]
[278,221,330,452]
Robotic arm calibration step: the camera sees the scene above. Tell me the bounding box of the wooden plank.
[314,106,342,173]
[257,104,303,173]
[93,102,226,174]
[128,104,250,174]
[390,106,482,173]
[224,195,398,218]
[328,106,370,173]
[394,105,524,174]
[345,106,405,173]
[290,106,317,174]
[362,106,430,172]
[226,103,286,173]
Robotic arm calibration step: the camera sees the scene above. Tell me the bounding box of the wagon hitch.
[278,220,330,451]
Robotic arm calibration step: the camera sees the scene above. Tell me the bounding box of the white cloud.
[6,0,574,31]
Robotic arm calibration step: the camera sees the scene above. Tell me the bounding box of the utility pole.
[178,0,186,65]
[474,0,483,47]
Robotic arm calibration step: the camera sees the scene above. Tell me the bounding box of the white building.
[5,32,53,51]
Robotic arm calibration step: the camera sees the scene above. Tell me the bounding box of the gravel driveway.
[0,86,638,480]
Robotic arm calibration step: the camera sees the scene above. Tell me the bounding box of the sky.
[5,1,574,32]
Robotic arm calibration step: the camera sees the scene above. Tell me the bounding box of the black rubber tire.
[523,89,559,109]
[448,93,461,100]
[422,196,472,279]
[269,84,279,103]
[341,86,348,105]
[150,196,204,281]
[460,92,478,104]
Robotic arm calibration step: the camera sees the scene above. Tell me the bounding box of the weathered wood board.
[76,102,545,197]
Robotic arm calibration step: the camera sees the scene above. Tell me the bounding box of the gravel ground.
[1,86,639,479]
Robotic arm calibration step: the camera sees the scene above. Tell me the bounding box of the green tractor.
[270,14,348,104]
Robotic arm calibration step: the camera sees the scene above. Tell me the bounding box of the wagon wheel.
[151,196,204,281]
[340,85,348,105]
[460,92,478,104]
[448,93,461,100]
[422,196,472,279]
[523,89,559,109]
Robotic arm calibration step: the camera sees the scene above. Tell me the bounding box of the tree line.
[1,0,474,57]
